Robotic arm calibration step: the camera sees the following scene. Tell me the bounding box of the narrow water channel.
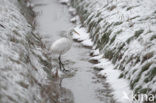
[32,0,116,103]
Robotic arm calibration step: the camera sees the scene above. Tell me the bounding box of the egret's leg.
[59,78,63,87]
[58,55,62,70]
[61,62,66,71]
[59,55,66,71]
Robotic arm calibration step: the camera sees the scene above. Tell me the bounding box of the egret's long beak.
[73,29,80,35]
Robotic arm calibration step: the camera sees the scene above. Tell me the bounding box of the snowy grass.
[70,0,156,100]
[73,26,93,47]
[97,58,132,103]
[0,0,55,102]
[71,26,133,103]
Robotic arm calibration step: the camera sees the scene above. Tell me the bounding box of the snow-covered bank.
[69,0,156,102]
[73,26,93,47]
[72,26,132,103]
[95,57,132,103]
[0,0,58,103]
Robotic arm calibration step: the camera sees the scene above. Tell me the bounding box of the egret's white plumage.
[50,29,79,72]
[50,37,72,55]
[50,30,74,72]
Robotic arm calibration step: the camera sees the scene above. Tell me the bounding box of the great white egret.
[50,29,79,72]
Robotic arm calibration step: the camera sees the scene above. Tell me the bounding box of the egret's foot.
[61,67,70,73]
[62,69,70,72]
[60,62,67,72]
[61,64,70,72]
[58,56,70,72]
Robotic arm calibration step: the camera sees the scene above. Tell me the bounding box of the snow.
[72,25,133,103]
[89,53,133,103]
[70,16,79,23]
[90,54,103,61]
[59,0,69,5]
[69,7,77,16]
[90,49,100,56]
[72,26,93,47]
[81,39,93,47]
[73,26,89,41]
[0,0,50,102]
[68,7,133,101]
[97,58,132,103]
[70,0,156,99]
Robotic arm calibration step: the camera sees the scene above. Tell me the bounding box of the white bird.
[50,29,79,72]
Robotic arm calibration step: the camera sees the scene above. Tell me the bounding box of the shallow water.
[63,43,105,103]
[32,0,73,43]
[32,0,115,103]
